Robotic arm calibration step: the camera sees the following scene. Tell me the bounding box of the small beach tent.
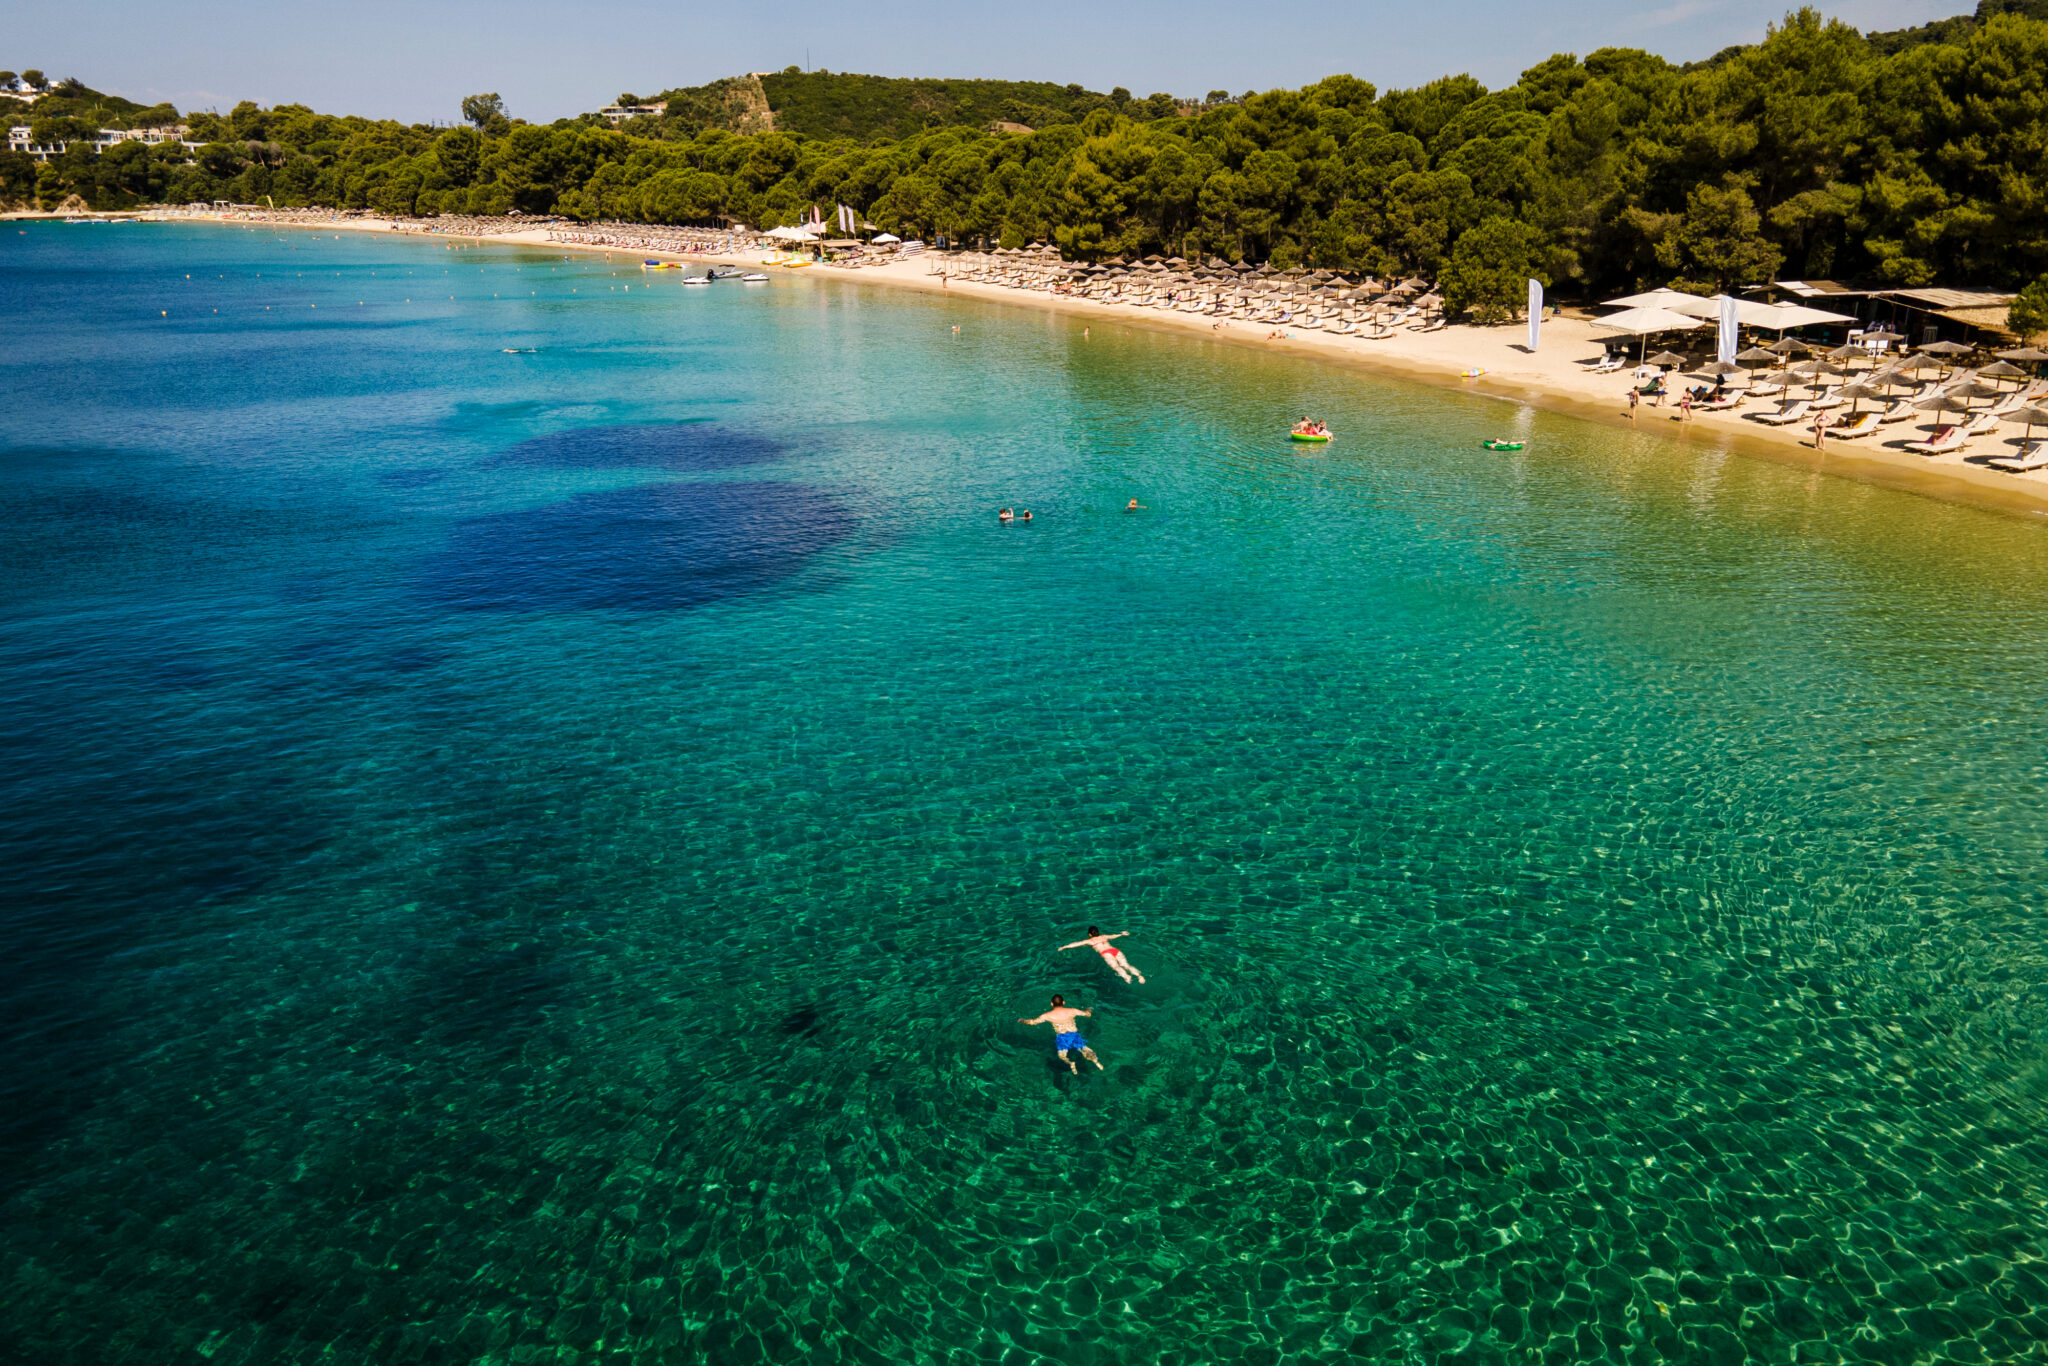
[872,232,901,244]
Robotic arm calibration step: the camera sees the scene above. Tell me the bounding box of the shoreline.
[114,211,2048,521]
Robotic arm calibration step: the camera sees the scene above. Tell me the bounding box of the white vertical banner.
[1718,294,1739,363]
[1527,279,1543,352]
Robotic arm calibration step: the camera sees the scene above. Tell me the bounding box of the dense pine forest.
[9,3,2048,302]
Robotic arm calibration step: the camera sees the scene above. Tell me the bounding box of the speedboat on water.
[680,275,711,285]
[741,273,769,282]
[707,266,742,279]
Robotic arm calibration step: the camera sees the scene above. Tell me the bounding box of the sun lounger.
[1827,412,1883,438]
[1416,318,1446,333]
[1808,387,1844,409]
[1989,441,2048,472]
[1751,401,1812,426]
[1964,412,2004,438]
[1878,400,1916,423]
[1589,356,1625,374]
[1696,394,1743,411]
[1748,382,1786,398]
[1905,425,1967,455]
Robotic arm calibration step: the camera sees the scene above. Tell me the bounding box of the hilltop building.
[8,124,194,161]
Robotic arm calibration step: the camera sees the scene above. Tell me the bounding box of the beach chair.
[1589,355,1625,374]
[1989,441,2048,472]
[1697,393,1744,411]
[1748,381,1786,398]
[1877,399,1917,423]
[1751,400,1813,426]
[1905,425,1967,455]
[1827,411,1883,439]
[1964,411,2004,438]
[1416,317,1447,333]
[1808,387,1844,410]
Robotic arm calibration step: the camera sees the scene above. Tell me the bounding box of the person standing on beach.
[1812,412,1828,450]
[1059,927,1146,984]
[1628,389,1639,422]
[1018,995,1102,1074]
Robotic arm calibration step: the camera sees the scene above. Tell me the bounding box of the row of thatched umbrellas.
[948,245,1436,305]
[1643,336,2048,434]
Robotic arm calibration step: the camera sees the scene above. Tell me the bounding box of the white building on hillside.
[9,123,192,161]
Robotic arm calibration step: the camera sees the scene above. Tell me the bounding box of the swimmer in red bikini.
[1058,926,1146,984]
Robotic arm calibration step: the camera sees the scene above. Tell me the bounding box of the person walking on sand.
[1018,995,1102,1073]
[1060,926,1145,984]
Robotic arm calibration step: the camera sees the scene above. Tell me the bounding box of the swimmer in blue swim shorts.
[1018,994,1103,1074]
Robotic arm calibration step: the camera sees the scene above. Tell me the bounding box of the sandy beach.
[137,210,2048,520]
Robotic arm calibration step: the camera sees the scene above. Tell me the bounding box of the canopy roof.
[1591,306,1710,335]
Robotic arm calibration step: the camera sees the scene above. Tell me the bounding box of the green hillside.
[2,75,180,130]
[641,69,1186,142]
[755,69,1174,140]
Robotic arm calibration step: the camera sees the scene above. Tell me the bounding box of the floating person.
[1019,509,1033,522]
[999,507,1014,523]
[1018,994,1102,1074]
[1125,498,1144,511]
[1059,926,1145,984]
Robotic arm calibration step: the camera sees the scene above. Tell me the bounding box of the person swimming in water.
[1125,498,1144,511]
[1019,509,1033,522]
[1059,926,1145,984]
[1017,994,1101,1073]
[998,507,1014,523]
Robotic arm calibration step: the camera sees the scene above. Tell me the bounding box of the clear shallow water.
[8,223,2048,1365]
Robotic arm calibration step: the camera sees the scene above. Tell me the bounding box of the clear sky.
[11,0,1969,125]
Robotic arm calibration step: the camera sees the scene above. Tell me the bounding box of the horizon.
[10,0,1967,126]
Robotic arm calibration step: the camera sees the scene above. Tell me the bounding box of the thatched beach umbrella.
[1695,360,1742,377]
[1979,360,2028,387]
[2011,404,2048,441]
[1918,339,1976,357]
[1768,337,1815,357]
[1835,381,1888,414]
[1647,350,1689,369]
[1915,392,1976,418]
[1946,378,2004,406]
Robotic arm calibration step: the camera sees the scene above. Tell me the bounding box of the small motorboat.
[740,273,770,282]
[680,275,711,286]
[1480,439,1524,451]
[708,266,742,280]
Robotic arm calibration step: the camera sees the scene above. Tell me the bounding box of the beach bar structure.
[1753,281,2020,346]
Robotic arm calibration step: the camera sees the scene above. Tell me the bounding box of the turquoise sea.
[8,221,2048,1365]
